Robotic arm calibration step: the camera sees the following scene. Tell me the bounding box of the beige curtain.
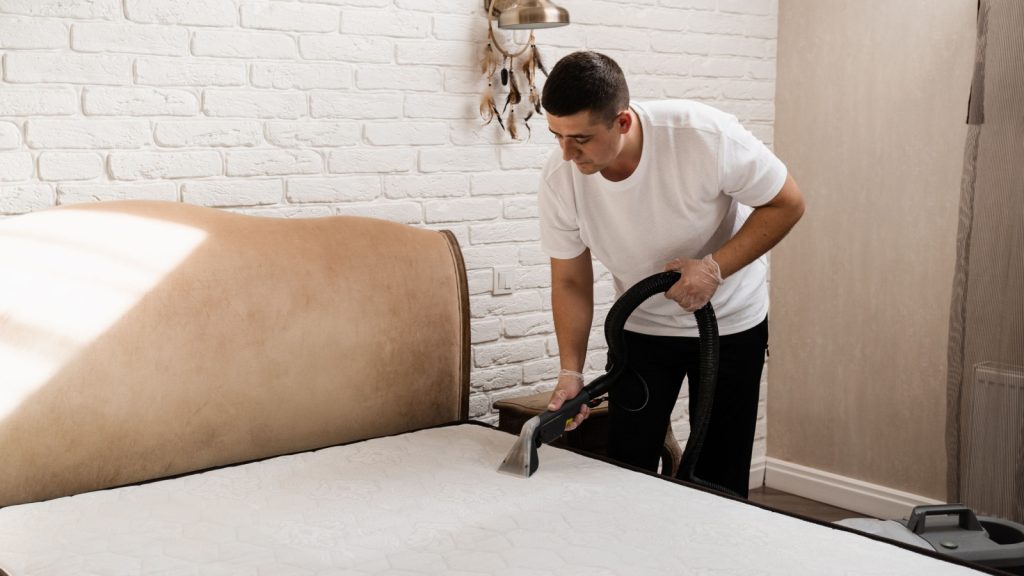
[946,0,1024,521]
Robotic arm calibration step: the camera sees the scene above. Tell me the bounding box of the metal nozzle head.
[497,416,541,478]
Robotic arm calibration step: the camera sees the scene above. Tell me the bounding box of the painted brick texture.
[0,0,778,464]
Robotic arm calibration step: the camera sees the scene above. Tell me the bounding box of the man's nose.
[560,141,577,161]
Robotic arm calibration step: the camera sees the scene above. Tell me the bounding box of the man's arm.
[665,173,805,309]
[713,172,805,278]
[547,249,594,430]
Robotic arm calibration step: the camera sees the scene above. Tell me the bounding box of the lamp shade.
[496,0,570,29]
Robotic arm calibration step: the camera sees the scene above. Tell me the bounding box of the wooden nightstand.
[493,390,682,476]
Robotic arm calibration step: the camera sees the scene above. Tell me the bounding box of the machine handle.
[534,386,596,445]
[906,504,984,534]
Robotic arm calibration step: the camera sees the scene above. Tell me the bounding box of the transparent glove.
[663,254,723,312]
[547,369,590,431]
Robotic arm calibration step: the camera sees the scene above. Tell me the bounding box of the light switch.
[493,266,514,295]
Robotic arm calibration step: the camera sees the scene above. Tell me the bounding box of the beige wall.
[771,0,977,499]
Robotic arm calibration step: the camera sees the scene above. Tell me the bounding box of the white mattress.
[0,424,987,575]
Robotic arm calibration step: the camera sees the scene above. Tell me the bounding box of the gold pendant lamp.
[486,0,570,30]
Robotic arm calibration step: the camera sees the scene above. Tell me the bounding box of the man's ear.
[615,110,632,134]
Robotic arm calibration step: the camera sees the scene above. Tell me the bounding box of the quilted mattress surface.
[0,424,986,575]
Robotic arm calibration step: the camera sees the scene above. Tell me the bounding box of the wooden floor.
[747,486,861,523]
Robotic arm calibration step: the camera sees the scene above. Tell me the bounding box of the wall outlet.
[492,266,515,295]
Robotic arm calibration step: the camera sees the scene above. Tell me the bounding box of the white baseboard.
[749,457,767,490]
[762,457,944,520]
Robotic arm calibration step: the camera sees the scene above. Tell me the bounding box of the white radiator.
[962,362,1024,522]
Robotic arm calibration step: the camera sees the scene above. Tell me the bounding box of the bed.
[0,201,999,575]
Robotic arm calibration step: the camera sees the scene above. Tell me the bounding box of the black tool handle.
[906,504,984,533]
[534,385,599,445]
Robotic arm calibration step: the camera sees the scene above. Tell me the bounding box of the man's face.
[547,110,627,176]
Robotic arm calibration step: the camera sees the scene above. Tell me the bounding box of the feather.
[492,102,504,130]
[510,70,521,104]
[480,84,496,123]
[520,48,535,85]
[507,107,518,140]
[532,44,548,76]
[503,69,521,113]
[480,42,498,76]
[529,89,541,114]
[523,110,533,139]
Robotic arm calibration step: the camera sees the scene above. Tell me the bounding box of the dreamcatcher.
[480,1,549,140]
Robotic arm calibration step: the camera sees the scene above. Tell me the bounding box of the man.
[538,51,804,498]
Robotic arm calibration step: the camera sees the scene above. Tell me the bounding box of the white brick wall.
[0,0,778,467]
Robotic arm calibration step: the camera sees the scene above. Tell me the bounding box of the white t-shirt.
[538,100,787,337]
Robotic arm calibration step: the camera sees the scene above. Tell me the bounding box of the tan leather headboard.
[0,201,469,508]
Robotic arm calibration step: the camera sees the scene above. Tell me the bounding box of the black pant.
[606,317,768,498]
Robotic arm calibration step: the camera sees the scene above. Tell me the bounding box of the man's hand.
[664,254,723,312]
[547,369,590,431]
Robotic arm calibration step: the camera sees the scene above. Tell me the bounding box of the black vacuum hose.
[536,270,738,497]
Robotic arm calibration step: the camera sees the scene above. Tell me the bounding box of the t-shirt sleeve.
[538,171,588,259]
[718,121,788,207]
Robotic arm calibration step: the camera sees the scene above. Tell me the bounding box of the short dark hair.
[541,51,630,126]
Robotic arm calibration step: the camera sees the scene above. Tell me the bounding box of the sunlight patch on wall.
[0,210,207,420]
